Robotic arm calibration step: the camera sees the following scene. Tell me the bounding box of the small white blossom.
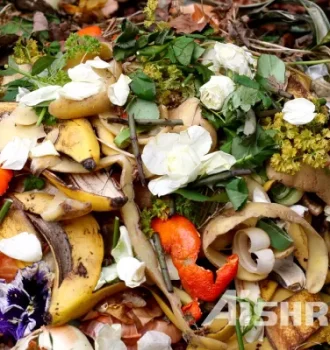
[290,205,308,217]
[214,42,255,77]
[0,232,42,262]
[108,74,132,106]
[59,81,103,101]
[116,256,146,288]
[199,75,235,110]
[68,63,102,83]
[0,137,36,170]
[282,98,316,125]
[252,187,271,203]
[16,87,30,102]
[200,151,236,175]
[95,324,126,350]
[86,56,111,69]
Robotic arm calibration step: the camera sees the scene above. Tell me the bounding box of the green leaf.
[233,74,260,89]
[257,54,285,84]
[0,17,33,38]
[113,46,136,61]
[192,44,205,61]
[114,125,150,148]
[175,189,228,202]
[130,71,156,101]
[45,41,61,56]
[201,107,224,129]
[23,175,45,192]
[225,177,248,210]
[116,20,139,43]
[137,44,169,57]
[127,98,160,120]
[231,86,263,112]
[172,37,195,66]
[31,56,56,76]
[257,219,293,251]
[194,63,213,84]
[231,125,278,168]
[1,79,34,102]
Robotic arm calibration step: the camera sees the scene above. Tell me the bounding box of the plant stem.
[0,199,13,224]
[112,216,120,249]
[236,318,245,350]
[286,59,330,66]
[107,118,183,126]
[152,232,173,293]
[192,169,252,187]
[128,113,146,187]
[278,90,293,99]
[257,109,280,118]
[36,107,46,126]
[182,73,194,87]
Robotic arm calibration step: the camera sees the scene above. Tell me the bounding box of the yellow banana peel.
[43,170,127,212]
[55,119,100,170]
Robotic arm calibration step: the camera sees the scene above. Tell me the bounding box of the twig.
[192,169,252,187]
[257,109,280,118]
[112,216,120,249]
[152,232,173,293]
[0,199,13,224]
[286,59,330,66]
[107,118,184,126]
[128,114,146,186]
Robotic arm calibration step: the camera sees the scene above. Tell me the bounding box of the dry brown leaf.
[169,14,207,34]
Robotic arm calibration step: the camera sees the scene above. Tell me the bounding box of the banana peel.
[92,117,119,156]
[43,170,127,212]
[14,192,92,221]
[55,119,100,170]
[203,203,328,294]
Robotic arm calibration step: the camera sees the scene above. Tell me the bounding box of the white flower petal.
[95,324,127,350]
[116,256,146,288]
[112,226,133,262]
[68,63,102,83]
[199,75,235,111]
[16,87,30,102]
[180,125,212,159]
[137,331,172,350]
[20,86,61,107]
[142,133,179,175]
[290,205,308,217]
[282,98,316,125]
[148,175,190,196]
[30,140,59,158]
[306,64,329,80]
[0,232,42,262]
[94,264,119,291]
[86,56,111,69]
[252,187,271,203]
[201,47,219,73]
[0,137,36,170]
[200,150,236,175]
[59,82,103,101]
[108,74,131,106]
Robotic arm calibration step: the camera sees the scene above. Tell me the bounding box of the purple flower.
[0,261,52,341]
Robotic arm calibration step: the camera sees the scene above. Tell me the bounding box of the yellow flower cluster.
[13,39,41,65]
[263,112,330,175]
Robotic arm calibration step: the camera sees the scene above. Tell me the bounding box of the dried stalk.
[128,114,146,186]
[192,169,253,187]
[152,232,173,293]
[107,118,184,126]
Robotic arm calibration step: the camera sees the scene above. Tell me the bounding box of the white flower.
[214,42,255,77]
[108,74,132,106]
[86,57,111,69]
[19,85,61,107]
[117,256,146,288]
[59,82,103,101]
[137,331,172,350]
[68,63,102,83]
[95,226,146,290]
[282,98,316,125]
[142,126,212,196]
[0,232,42,262]
[30,140,59,158]
[0,137,36,170]
[252,187,271,203]
[199,75,235,110]
[200,151,236,176]
[95,324,127,350]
